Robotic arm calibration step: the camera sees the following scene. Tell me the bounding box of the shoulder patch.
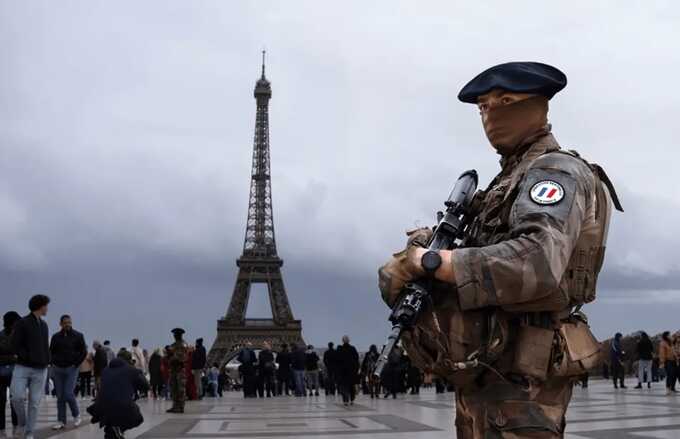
[512,167,578,225]
[530,180,564,205]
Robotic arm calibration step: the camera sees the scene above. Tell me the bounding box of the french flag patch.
[530,180,565,205]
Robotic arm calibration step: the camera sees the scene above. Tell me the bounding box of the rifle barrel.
[374,325,402,378]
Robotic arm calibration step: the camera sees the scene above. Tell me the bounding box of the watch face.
[422,250,441,272]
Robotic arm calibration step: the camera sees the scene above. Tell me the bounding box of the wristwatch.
[421,250,442,274]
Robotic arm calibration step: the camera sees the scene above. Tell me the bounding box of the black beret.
[171,328,185,336]
[458,62,567,103]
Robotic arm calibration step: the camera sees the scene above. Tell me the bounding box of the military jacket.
[168,340,187,371]
[453,133,618,313]
[401,133,620,384]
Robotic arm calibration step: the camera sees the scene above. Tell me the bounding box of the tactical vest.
[402,146,622,387]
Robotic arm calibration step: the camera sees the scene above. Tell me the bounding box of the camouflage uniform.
[168,339,187,412]
[401,132,621,438]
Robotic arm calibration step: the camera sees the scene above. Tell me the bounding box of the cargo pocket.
[551,319,601,377]
[511,326,555,381]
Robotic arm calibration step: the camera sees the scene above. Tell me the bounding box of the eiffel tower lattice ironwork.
[208,52,304,365]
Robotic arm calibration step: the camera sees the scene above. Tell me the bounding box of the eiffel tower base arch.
[207,256,305,366]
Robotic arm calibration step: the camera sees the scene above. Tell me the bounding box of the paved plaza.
[6,379,680,439]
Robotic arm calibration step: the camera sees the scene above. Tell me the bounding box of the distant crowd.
[232,338,441,405]
[608,330,680,394]
[0,294,447,438]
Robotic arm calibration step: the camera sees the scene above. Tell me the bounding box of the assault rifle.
[374,170,478,378]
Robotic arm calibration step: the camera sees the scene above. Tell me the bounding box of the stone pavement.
[5,379,680,439]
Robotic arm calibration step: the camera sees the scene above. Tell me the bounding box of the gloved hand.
[378,227,432,307]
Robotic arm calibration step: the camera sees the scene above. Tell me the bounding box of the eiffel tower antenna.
[208,51,304,365]
[261,49,266,78]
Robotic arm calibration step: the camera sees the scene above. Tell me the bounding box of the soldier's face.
[477,89,537,122]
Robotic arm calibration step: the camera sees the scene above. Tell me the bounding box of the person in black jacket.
[290,343,307,397]
[336,335,359,406]
[148,348,163,399]
[237,343,257,398]
[323,342,338,396]
[257,342,275,398]
[0,311,21,435]
[93,340,109,398]
[191,338,206,399]
[275,344,292,396]
[87,349,149,439]
[360,345,379,398]
[10,294,51,439]
[381,347,402,399]
[636,331,654,389]
[305,345,320,397]
[49,314,87,430]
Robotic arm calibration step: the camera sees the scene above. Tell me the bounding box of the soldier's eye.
[501,97,513,105]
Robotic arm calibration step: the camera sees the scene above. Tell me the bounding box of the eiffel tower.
[208,52,304,365]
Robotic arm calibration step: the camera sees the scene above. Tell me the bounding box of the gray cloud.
[1,1,679,351]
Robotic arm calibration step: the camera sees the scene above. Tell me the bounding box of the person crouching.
[87,349,149,439]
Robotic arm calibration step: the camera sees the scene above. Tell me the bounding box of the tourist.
[0,311,21,436]
[336,335,359,406]
[258,341,276,398]
[360,344,380,398]
[93,340,108,399]
[102,341,115,364]
[407,362,422,395]
[50,314,87,430]
[148,348,163,399]
[184,345,197,400]
[130,339,146,376]
[673,335,680,390]
[305,345,320,397]
[610,332,626,389]
[237,342,257,398]
[652,356,661,382]
[290,343,306,397]
[382,347,402,399]
[206,363,219,397]
[191,338,207,399]
[323,342,338,396]
[660,331,677,395]
[434,377,447,394]
[10,294,51,439]
[275,343,292,396]
[218,365,229,396]
[160,347,171,400]
[87,349,149,439]
[78,349,94,398]
[635,331,654,389]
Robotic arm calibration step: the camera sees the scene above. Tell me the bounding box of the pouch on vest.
[551,318,601,377]
[400,285,503,388]
[511,326,554,381]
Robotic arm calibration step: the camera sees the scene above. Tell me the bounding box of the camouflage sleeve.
[452,152,595,311]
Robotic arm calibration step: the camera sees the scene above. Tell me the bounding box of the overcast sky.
[2,1,680,353]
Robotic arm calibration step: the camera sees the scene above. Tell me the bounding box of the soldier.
[379,62,622,438]
[166,328,187,414]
